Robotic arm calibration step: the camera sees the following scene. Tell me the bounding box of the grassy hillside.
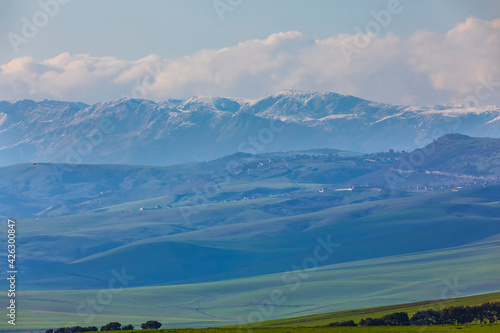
[7,184,500,290]
[247,293,500,327]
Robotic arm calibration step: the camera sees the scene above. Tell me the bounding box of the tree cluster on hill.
[359,312,410,326]
[45,327,98,333]
[140,321,162,329]
[409,302,499,325]
[44,320,161,332]
[100,322,124,331]
[326,320,357,326]
[325,302,500,327]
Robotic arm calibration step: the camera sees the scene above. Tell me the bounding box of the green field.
[12,184,500,292]
[115,293,500,332]
[13,293,500,332]
[6,242,500,331]
[247,292,500,327]
[119,326,499,333]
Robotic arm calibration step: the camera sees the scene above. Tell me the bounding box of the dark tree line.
[45,327,98,333]
[44,320,161,332]
[359,312,410,326]
[409,302,500,326]
[326,302,500,327]
[326,320,357,326]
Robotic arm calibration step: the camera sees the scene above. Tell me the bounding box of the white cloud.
[0,17,499,105]
[407,17,500,99]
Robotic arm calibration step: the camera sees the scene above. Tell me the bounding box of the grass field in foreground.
[6,241,500,331]
[120,325,499,333]
[122,294,500,332]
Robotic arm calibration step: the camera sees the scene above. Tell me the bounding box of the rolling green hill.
[8,184,500,290]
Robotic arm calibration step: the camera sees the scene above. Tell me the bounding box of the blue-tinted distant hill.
[353,134,500,188]
[1,134,500,220]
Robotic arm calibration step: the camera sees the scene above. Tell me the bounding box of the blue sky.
[1,0,499,105]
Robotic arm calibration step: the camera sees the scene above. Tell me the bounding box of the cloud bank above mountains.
[1,17,499,105]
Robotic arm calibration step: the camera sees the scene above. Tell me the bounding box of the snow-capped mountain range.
[1,90,499,167]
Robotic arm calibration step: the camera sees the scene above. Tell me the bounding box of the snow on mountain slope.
[0,90,499,167]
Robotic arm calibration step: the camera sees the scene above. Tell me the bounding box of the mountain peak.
[272,89,347,99]
[436,133,472,142]
[1,92,500,168]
